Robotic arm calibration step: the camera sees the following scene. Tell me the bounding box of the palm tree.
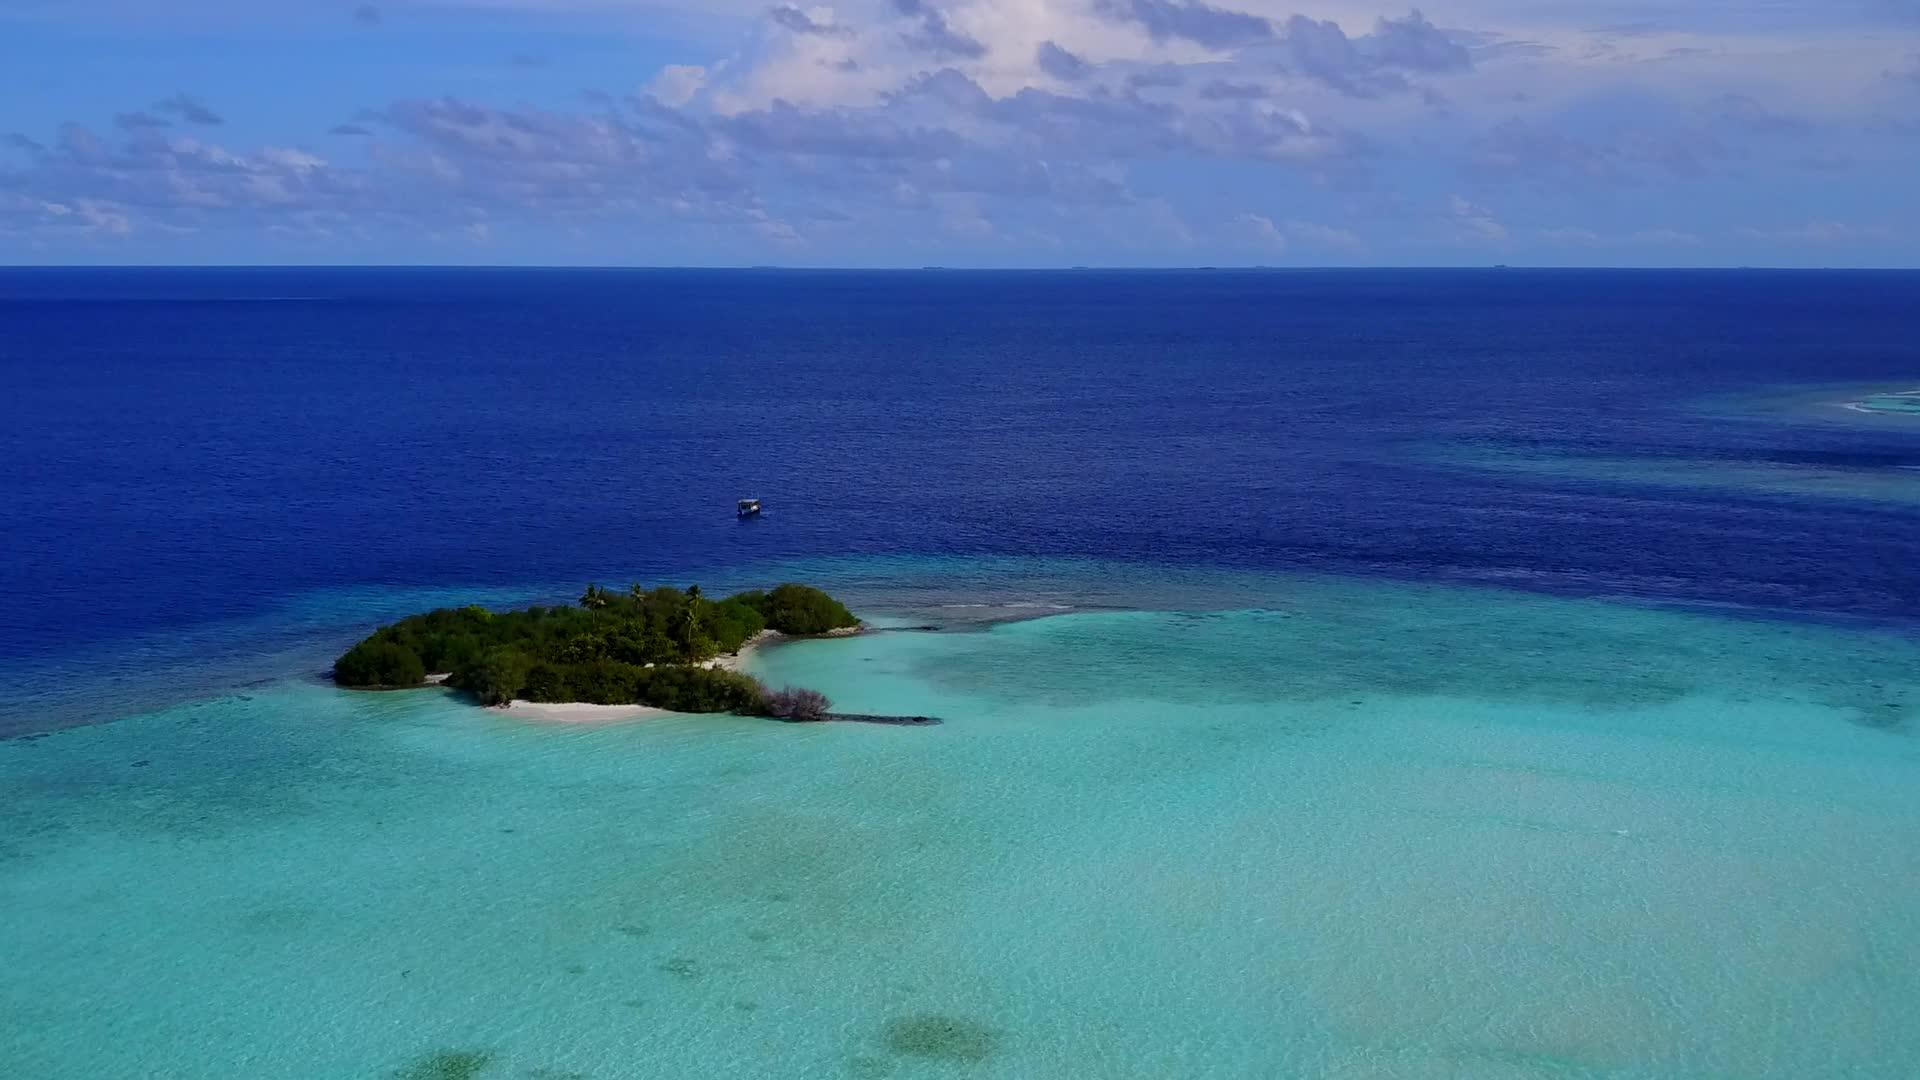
[683,585,703,642]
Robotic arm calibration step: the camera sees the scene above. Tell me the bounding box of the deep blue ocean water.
[5,268,1919,730]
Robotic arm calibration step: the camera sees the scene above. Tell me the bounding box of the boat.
[737,498,762,518]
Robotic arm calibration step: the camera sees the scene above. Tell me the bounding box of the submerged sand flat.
[3,569,1919,1078]
[1437,444,1920,505]
[1697,382,1920,427]
[1420,381,1920,507]
[1845,388,1920,415]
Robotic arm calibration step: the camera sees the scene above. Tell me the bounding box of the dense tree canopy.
[331,583,858,713]
[732,583,860,636]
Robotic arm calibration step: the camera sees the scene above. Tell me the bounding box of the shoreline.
[496,700,681,723]
[710,624,864,674]
[709,628,783,674]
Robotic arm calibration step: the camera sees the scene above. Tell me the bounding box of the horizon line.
[3,263,1918,273]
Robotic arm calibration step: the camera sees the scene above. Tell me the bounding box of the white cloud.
[1236,211,1365,254]
[1540,225,1700,247]
[1238,210,1287,249]
[648,64,710,106]
[1737,220,1893,243]
[259,147,326,171]
[1448,193,1507,241]
[1282,216,1365,253]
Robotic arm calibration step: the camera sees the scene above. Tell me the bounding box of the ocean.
[3,269,1918,1078]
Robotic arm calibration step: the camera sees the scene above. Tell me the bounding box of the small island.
[334,583,868,721]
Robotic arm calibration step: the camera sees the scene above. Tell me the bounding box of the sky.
[2,0,1918,266]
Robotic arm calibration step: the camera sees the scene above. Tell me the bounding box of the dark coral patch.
[391,1048,494,1080]
[881,1014,997,1062]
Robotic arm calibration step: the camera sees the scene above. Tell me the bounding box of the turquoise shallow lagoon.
[5,567,1920,1078]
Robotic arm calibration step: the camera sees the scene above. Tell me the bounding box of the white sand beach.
[496,700,679,723]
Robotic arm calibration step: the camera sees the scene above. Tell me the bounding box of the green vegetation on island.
[332,583,858,715]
